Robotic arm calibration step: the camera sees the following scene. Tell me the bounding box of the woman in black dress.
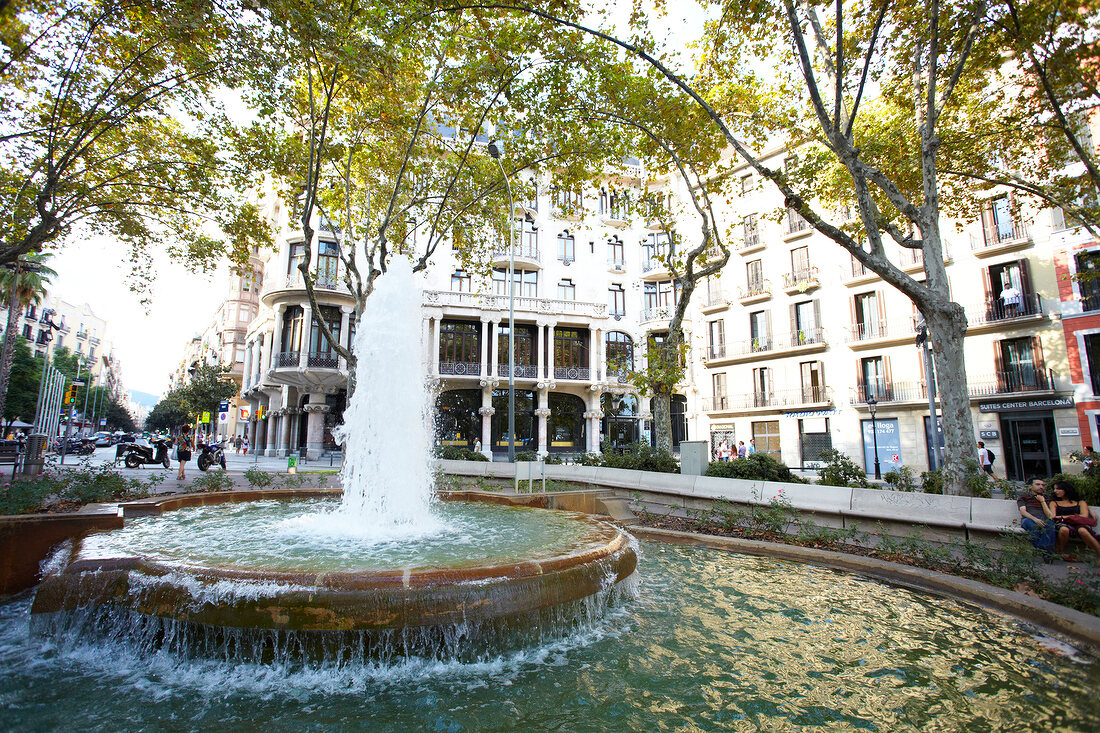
[1043,481,1100,562]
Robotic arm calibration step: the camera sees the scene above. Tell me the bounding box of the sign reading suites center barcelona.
[978,397,1074,413]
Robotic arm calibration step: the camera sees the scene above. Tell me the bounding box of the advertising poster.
[862,418,902,474]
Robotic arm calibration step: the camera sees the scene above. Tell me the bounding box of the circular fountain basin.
[30,495,637,636]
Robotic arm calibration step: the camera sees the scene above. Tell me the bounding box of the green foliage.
[435,446,489,462]
[598,442,678,473]
[705,452,808,483]
[1047,471,1100,505]
[883,466,918,492]
[177,363,239,426]
[815,449,870,488]
[243,466,276,488]
[189,471,236,493]
[921,468,945,494]
[4,337,41,426]
[923,461,993,497]
[0,461,160,515]
[145,391,189,433]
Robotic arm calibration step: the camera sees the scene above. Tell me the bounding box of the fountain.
[28,258,637,659]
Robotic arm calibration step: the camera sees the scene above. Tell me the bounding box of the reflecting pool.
[2,541,1097,731]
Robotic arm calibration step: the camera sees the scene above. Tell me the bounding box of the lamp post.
[487,140,516,462]
[868,394,881,480]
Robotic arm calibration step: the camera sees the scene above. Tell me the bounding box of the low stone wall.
[0,508,123,595]
[438,460,1098,544]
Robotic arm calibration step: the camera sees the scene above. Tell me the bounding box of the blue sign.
[862,418,902,474]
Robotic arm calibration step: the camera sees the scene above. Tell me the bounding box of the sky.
[49,235,225,400]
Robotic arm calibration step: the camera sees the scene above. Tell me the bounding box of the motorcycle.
[117,438,172,469]
[54,437,94,455]
[197,441,227,471]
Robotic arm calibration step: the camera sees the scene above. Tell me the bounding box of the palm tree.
[0,253,57,423]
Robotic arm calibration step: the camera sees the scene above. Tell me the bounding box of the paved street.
[44,444,342,481]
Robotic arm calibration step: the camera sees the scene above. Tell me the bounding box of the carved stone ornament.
[534,408,552,418]
[303,404,331,414]
[478,407,496,416]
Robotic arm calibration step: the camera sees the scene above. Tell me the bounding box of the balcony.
[274,351,300,368]
[439,361,482,377]
[641,257,667,276]
[76,330,88,340]
[851,381,928,404]
[737,226,764,255]
[700,291,729,314]
[89,336,101,346]
[708,328,826,366]
[423,290,608,319]
[968,369,1056,397]
[782,266,820,294]
[642,304,675,323]
[306,351,339,369]
[491,242,541,267]
[554,365,591,380]
[964,293,1043,334]
[496,363,538,379]
[899,248,924,273]
[606,366,632,385]
[703,385,833,412]
[262,271,351,306]
[704,344,726,360]
[971,222,1032,257]
[845,317,918,349]
[738,279,772,303]
[607,257,627,274]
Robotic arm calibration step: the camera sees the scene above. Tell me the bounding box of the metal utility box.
[679,440,709,476]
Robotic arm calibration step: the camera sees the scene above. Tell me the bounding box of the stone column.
[584,408,604,453]
[479,401,495,458]
[431,316,441,377]
[271,305,286,368]
[247,403,259,449]
[535,398,551,458]
[298,303,313,368]
[303,394,330,460]
[242,342,253,391]
[264,395,281,456]
[279,406,295,457]
[488,320,499,377]
[590,328,601,381]
[480,319,491,377]
[546,322,558,380]
[339,306,353,370]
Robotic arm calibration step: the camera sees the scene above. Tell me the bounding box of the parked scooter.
[197,441,227,471]
[117,438,171,469]
[54,437,94,455]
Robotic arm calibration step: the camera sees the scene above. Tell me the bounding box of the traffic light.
[65,385,77,404]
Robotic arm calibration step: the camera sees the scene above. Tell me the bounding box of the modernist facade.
[235,142,1091,475]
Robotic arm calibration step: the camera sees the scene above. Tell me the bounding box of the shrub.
[1048,471,1100,504]
[435,446,489,462]
[815,449,870,488]
[921,468,945,494]
[243,467,276,488]
[922,461,993,497]
[189,471,235,493]
[600,442,679,473]
[705,452,807,483]
[883,466,918,492]
[515,451,539,462]
[0,462,160,515]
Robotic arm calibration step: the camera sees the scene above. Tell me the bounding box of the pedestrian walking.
[737,441,747,459]
[242,436,249,455]
[176,435,192,481]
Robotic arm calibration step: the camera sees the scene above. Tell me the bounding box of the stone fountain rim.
[88,488,630,588]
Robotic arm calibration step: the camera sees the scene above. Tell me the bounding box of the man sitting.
[1018,477,1055,554]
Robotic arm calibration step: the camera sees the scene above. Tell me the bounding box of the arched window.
[606,332,633,381]
[280,306,303,364]
[558,231,575,263]
[601,392,639,448]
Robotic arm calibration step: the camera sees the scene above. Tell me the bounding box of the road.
[46,445,343,476]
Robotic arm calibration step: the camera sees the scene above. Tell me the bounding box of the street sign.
[72,380,85,386]
[100,418,107,426]
[201,411,211,423]
[219,412,228,423]
[219,400,230,411]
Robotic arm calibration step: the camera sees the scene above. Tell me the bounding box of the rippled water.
[78,499,600,571]
[3,542,1097,731]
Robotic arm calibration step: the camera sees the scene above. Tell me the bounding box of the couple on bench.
[1018,478,1100,562]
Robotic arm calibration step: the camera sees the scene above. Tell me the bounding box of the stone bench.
[847,489,972,531]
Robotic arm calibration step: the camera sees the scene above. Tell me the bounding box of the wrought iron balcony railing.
[438,360,481,376]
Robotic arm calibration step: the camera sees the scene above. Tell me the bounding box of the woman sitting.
[1042,481,1100,562]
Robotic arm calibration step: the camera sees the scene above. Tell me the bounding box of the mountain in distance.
[128,390,160,410]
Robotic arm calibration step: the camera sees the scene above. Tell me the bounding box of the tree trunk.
[925,303,975,495]
[652,387,672,455]
[0,268,22,423]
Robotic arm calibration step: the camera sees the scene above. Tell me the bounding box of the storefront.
[977,396,1074,480]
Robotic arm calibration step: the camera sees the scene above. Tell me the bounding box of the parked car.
[115,433,136,444]
[93,432,113,447]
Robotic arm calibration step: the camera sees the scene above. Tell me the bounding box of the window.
[520,218,538,254]
[790,245,810,275]
[609,284,625,317]
[853,291,881,339]
[497,324,535,371]
[1085,334,1100,395]
[749,310,769,350]
[558,231,575,263]
[800,361,824,402]
[644,282,658,313]
[607,237,624,268]
[752,367,771,406]
[712,373,727,409]
[451,270,472,292]
[742,214,759,248]
[235,346,246,363]
[860,356,889,400]
[787,207,809,234]
[557,279,575,301]
[987,259,1034,318]
[553,186,582,212]
[1076,251,1100,311]
[643,232,671,269]
[439,320,481,366]
[281,305,304,354]
[605,332,633,377]
[658,280,679,308]
[791,300,819,344]
[287,242,305,275]
[523,177,538,211]
[22,324,32,339]
[492,268,538,297]
[554,328,589,372]
[317,241,339,285]
[310,306,342,356]
[24,305,36,319]
[739,174,752,195]
[746,259,764,288]
[752,420,781,460]
[708,320,725,359]
[984,195,1017,244]
[999,337,1045,390]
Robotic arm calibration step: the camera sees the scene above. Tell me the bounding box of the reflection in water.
[2,542,1097,731]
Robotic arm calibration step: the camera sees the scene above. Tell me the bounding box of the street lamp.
[488,140,516,462]
[867,394,881,480]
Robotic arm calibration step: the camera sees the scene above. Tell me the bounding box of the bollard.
[287,455,298,474]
